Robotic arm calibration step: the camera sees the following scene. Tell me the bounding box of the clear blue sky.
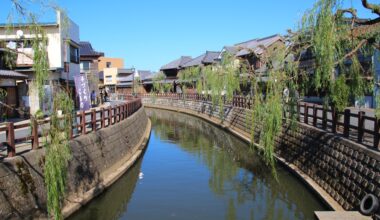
[1,0,377,71]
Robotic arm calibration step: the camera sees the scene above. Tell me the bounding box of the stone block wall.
[0,107,149,219]
[143,97,380,211]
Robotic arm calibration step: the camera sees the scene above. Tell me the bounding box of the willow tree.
[296,0,380,112]
[176,0,380,168]
[248,0,380,167]
[3,1,74,219]
[152,71,173,93]
[178,66,201,93]
[178,52,241,107]
[256,0,380,166]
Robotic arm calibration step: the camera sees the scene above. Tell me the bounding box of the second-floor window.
[106,62,112,68]
[80,61,90,71]
[105,75,113,83]
[70,44,79,64]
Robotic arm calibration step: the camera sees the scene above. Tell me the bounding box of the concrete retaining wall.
[142,97,380,212]
[0,107,150,219]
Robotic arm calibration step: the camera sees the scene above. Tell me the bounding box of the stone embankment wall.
[143,97,380,212]
[0,107,150,219]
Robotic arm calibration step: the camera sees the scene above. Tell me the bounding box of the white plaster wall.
[104,68,118,85]
[0,26,62,69]
[58,10,80,80]
[0,10,81,81]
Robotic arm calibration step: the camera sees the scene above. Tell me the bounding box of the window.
[6,39,33,49]
[70,44,79,63]
[17,40,33,48]
[105,75,113,83]
[106,62,112,68]
[81,61,90,71]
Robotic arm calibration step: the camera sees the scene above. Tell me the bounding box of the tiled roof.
[141,72,161,85]
[182,51,220,68]
[160,56,192,70]
[235,34,283,57]
[139,70,153,81]
[182,54,205,68]
[0,69,28,79]
[117,68,134,74]
[223,46,240,55]
[79,41,104,57]
[117,70,152,83]
[216,46,239,60]
[203,51,220,63]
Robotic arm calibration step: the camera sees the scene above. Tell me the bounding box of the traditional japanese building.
[0,10,81,115]
[79,41,104,96]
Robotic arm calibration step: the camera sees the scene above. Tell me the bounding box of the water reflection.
[147,109,327,220]
[69,157,143,220]
[70,109,327,220]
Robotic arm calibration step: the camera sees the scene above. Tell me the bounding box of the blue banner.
[74,75,91,111]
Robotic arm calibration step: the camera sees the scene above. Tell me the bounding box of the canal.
[69,109,327,220]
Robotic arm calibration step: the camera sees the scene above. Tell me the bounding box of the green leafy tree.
[3,1,75,219]
[152,71,173,93]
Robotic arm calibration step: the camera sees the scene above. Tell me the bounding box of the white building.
[0,10,80,115]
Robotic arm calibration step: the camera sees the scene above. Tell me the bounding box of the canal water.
[69,109,327,220]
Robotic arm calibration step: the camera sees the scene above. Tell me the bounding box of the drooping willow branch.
[335,39,368,65]
[361,0,380,16]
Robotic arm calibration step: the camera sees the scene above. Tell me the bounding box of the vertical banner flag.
[74,75,91,111]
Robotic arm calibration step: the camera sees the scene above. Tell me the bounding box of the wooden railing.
[1,98,142,158]
[298,102,380,149]
[125,93,380,150]
[119,93,254,109]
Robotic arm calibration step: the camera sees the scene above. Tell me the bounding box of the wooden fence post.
[322,108,327,129]
[297,102,301,121]
[313,104,317,126]
[116,106,120,123]
[304,103,308,124]
[69,114,74,140]
[108,107,112,126]
[32,119,39,150]
[101,108,105,128]
[331,108,337,133]
[374,117,380,149]
[126,103,129,117]
[124,103,128,118]
[358,111,365,143]
[343,109,351,138]
[92,109,96,132]
[81,111,86,135]
[121,105,125,120]
[119,105,122,122]
[113,107,117,124]
[7,122,15,157]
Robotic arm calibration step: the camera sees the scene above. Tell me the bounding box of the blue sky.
[1,0,378,71]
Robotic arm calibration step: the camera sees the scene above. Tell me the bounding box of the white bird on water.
[139,171,144,180]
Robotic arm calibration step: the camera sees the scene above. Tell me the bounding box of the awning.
[0,69,28,79]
